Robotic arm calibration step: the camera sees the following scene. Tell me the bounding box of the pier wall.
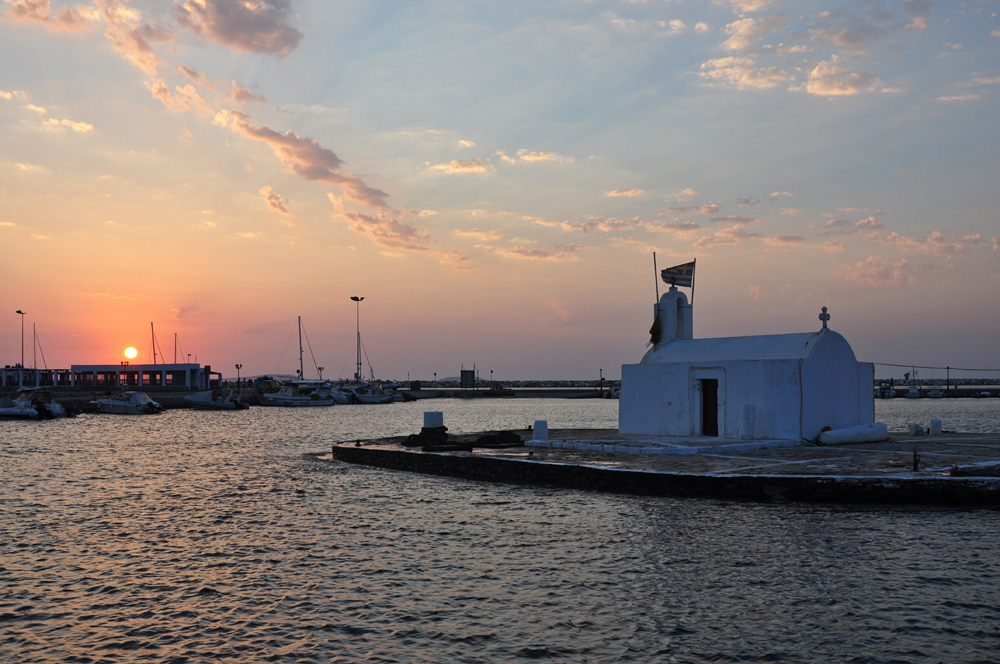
[329,445,1000,505]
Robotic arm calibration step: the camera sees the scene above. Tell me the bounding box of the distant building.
[619,286,874,442]
[1,363,216,391]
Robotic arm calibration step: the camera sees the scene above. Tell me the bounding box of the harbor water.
[2,398,999,663]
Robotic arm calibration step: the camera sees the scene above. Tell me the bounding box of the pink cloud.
[228,81,266,105]
[7,0,94,32]
[174,0,302,56]
[217,110,389,208]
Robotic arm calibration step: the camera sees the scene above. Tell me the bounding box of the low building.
[619,286,874,442]
[1,363,216,391]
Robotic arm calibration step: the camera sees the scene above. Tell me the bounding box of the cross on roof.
[819,306,831,329]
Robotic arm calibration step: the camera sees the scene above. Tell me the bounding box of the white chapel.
[618,286,875,442]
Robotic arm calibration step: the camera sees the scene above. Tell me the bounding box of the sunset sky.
[2,0,998,382]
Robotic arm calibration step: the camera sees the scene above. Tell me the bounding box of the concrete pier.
[326,429,1000,506]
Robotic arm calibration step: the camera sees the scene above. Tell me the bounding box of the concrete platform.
[326,429,1000,506]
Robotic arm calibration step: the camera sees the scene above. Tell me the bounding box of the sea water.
[2,398,999,663]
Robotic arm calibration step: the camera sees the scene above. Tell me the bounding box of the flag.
[661,261,695,287]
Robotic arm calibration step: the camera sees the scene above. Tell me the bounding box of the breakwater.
[329,434,1000,506]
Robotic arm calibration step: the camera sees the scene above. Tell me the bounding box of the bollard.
[424,411,444,429]
[532,419,548,442]
[929,418,943,435]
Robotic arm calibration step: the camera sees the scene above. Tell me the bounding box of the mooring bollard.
[424,411,444,429]
[532,420,548,442]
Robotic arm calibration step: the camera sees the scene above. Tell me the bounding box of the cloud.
[259,186,290,215]
[812,215,883,233]
[699,57,792,90]
[41,118,93,133]
[457,139,476,149]
[873,230,985,256]
[720,0,777,12]
[562,216,651,234]
[603,12,687,37]
[993,237,1000,259]
[662,204,719,215]
[228,81,266,105]
[147,79,214,116]
[454,228,504,242]
[6,0,96,32]
[496,245,582,262]
[216,110,389,208]
[805,13,886,56]
[693,225,759,249]
[428,158,492,175]
[722,16,790,51]
[805,56,883,96]
[539,298,576,327]
[174,0,303,56]
[761,234,804,246]
[178,65,216,90]
[710,215,758,226]
[100,2,171,74]
[341,209,431,251]
[841,256,916,287]
[606,188,643,198]
[674,188,698,202]
[516,149,572,163]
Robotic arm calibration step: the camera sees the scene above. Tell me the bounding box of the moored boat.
[260,382,338,407]
[184,389,250,410]
[90,391,163,415]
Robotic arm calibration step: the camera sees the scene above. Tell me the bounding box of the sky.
[1,0,999,382]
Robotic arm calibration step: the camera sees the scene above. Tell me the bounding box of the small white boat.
[90,391,163,415]
[0,390,74,419]
[0,399,40,419]
[184,389,249,410]
[260,382,337,407]
[339,381,395,404]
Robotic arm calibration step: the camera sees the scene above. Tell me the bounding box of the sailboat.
[260,317,339,407]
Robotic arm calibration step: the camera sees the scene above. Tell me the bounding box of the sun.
[124,347,138,360]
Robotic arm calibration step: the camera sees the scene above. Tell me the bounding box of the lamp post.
[235,363,242,385]
[350,296,364,380]
[15,310,26,368]
[318,366,324,380]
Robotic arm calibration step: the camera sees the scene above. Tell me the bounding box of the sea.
[2,397,999,664]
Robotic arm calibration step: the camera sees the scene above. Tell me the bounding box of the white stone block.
[423,411,444,428]
[929,418,943,435]
[531,419,548,442]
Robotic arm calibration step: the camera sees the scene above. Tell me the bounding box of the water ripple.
[2,400,1000,662]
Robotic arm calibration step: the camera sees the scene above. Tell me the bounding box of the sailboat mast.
[151,322,157,364]
[298,316,305,379]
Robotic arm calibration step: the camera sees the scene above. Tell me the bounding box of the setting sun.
[124,347,138,360]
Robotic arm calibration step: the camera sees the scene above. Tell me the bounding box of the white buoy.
[740,404,756,441]
[532,419,548,442]
[424,411,444,428]
[819,422,889,445]
[929,418,943,435]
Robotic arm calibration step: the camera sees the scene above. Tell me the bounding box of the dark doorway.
[701,379,719,436]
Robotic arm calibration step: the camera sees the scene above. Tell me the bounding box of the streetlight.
[235,363,242,385]
[350,296,365,380]
[15,310,26,368]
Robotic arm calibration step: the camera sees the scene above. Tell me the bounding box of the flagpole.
[653,252,660,302]
[690,257,696,305]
